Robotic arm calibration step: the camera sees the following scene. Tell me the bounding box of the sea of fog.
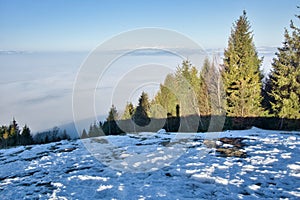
[0,47,276,133]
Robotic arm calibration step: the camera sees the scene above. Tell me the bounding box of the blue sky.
[0,0,298,51]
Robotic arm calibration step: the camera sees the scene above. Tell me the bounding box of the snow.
[97,184,113,192]
[0,127,299,199]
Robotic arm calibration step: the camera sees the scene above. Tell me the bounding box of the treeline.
[81,93,152,137]
[82,9,300,137]
[33,127,70,144]
[223,10,300,129]
[0,118,70,149]
[0,119,33,148]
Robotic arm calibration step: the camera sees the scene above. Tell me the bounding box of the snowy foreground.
[0,127,299,199]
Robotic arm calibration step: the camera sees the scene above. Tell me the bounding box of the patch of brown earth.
[204,137,247,158]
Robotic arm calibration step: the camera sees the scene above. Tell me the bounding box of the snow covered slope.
[0,127,299,199]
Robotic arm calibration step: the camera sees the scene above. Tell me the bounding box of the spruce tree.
[2,126,9,147]
[88,122,102,137]
[223,10,264,117]
[154,74,178,117]
[81,129,88,139]
[21,125,33,145]
[132,92,151,126]
[175,60,200,117]
[122,102,134,120]
[7,118,20,146]
[62,129,69,140]
[104,105,121,135]
[107,105,118,121]
[140,92,151,116]
[199,58,211,116]
[268,9,300,123]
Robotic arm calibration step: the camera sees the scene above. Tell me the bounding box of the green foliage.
[267,9,300,121]
[0,119,33,148]
[199,58,211,115]
[61,129,69,140]
[20,125,33,145]
[34,127,70,144]
[153,74,178,117]
[122,102,134,120]
[81,129,88,139]
[132,92,151,126]
[107,105,118,122]
[153,58,225,119]
[175,60,199,116]
[4,9,300,142]
[101,105,123,135]
[139,92,151,116]
[223,11,264,117]
[153,60,201,117]
[88,122,103,137]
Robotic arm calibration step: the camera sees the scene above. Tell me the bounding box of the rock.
[219,138,245,148]
[203,140,217,148]
[216,148,247,158]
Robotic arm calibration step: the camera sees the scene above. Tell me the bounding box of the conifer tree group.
[85,8,300,136]
[0,119,33,148]
[0,9,298,143]
[266,9,300,125]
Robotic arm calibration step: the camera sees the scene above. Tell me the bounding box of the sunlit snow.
[0,127,299,199]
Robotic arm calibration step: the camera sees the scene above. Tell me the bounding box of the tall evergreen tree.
[21,125,33,145]
[62,129,69,140]
[175,60,200,117]
[267,8,300,123]
[199,58,211,116]
[7,118,21,146]
[1,126,9,147]
[223,11,264,117]
[132,92,151,126]
[81,129,88,139]
[103,105,122,135]
[122,102,134,120]
[107,104,118,121]
[88,122,102,137]
[154,74,178,117]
